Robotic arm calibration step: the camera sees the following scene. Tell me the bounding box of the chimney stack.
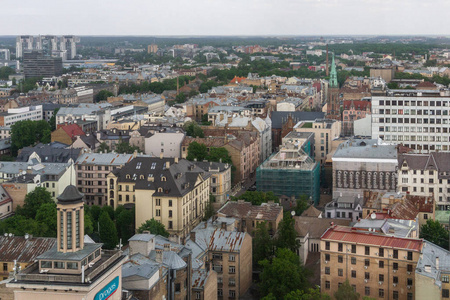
[166,161,170,169]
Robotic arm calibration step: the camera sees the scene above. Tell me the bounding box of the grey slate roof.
[16,143,81,163]
[76,153,134,166]
[416,241,450,287]
[57,185,84,203]
[333,139,397,160]
[270,111,325,129]
[115,157,211,198]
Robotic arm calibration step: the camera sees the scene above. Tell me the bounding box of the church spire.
[329,53,338,88]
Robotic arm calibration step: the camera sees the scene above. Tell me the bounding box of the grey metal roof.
[37,243,102,261]
[122,253,160,279]
[57,185,84,203]
[416,241,450,286]
[128,233,156,242]
[271,111,325,129]
[333,139,397,160]
[76,153,134,166]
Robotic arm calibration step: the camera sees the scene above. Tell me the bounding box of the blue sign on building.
[94,276,119,300]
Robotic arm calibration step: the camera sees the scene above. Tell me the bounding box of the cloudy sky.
[1,0,448,36]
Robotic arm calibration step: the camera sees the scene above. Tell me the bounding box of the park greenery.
[0,66,14,80]
[10,120,51,156]
[95,90,114,102]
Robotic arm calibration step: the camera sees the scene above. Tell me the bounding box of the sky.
[1,0,449,36]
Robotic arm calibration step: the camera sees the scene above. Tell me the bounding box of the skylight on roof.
[151,162,156,169]
[136,162,142,169]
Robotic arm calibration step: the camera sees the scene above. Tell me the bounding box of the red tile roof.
[343,100,371,111]
[230,76,246,84]
[321,225,423,252]
[58,124,85,138]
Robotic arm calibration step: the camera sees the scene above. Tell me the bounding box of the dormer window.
[158,187,163,192]
[161,176,166,182]
[126,174,130,179]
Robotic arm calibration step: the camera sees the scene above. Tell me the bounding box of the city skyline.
[2,0,450,36]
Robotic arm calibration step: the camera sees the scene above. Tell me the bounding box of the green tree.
[259,248,310,299]
[138,218,169,237]
[101,205,115,221]
[95,90,114,102]
[231,191,279,205]
[99,211,119,249]
[116,208,135,242]
[49,108,60,131]
[334,280,360,300]
[97,142,110,153]
[0,215,44,236]
[186,141,208,161]
[175,92,187,103]
[116,142,140,154]
[189,89,199,98]
[89,205,102,223]
[10,120,52,156]
[35,202,57,237]
[253,222,273,266]
[84,212,94,235]
[203,195,215,221]
[207,147,232,164]
[16,187,53,219]
[294,195,310,216]
[0,66,15,80]
[183,121,204,138]
[283,288,330,300]
[276,216,300,252]
[420,219,449,249]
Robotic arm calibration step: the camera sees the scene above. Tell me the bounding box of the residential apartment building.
[76,152,135,206]
[143,126,185,157]
[321,225,422,300]
[107,157,211,242]
[0,105,43,127]
[332,139,398,198]
[398,152,450,210]
[217,201,283,235]
[193,161,232,207]
[182,131,260,185]
[294,118,341,164]
[372,89,450,152]
[189,226,252,300]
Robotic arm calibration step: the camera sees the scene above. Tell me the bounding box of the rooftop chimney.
[166,161,170,169]
[160,152,164,159]
[436,257,440,270]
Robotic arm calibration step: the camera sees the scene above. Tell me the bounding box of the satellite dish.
[291,211,296,217]
[370,213,376,220]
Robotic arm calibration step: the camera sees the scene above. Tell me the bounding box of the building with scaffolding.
[256,141,320,205]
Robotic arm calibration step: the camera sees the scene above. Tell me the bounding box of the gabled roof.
[217,201,283,222]
[0,236,56,263]
[57,123,85,138]
[301,206,322,217]
[321,225,423,252]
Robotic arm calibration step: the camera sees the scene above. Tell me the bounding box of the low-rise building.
[0,105,42,127]
[217,201,283,235]
[193,161,232,207]
[143,125,185,157]
[51,123,85,145]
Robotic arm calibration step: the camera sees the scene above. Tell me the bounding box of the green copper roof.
[329,53,338,88]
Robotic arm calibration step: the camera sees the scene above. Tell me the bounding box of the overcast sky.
[1,0,449,36]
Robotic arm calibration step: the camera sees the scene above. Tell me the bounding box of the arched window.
[109,179,114,185]
[158,187,163,193]
[110,191,114,198]
[110,200,114,206]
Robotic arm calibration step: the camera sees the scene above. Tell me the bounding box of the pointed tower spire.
[329,53,338,88]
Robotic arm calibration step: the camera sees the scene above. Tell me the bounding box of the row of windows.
[324,242,414,260]
[377,99,450,107]
[323,282,414,300]
[324,254,415,271]
[376,117,450,124]
[324,267,413,284]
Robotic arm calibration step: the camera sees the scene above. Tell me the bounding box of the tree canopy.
[95,90,114,102]
[0,66,15,80]
[334,280,360,300]
[99,211,119,249]
[259,248,310,299]
[138,218,169,237]
[116,142,140,154]
[186,142,208,161]
[11,120,51,156]
[420,219,449,249]
[276,216,300,252]
[183,121,204,138]
[231,191,278,205]
[253,221,273,266]
[16,187,53,219]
